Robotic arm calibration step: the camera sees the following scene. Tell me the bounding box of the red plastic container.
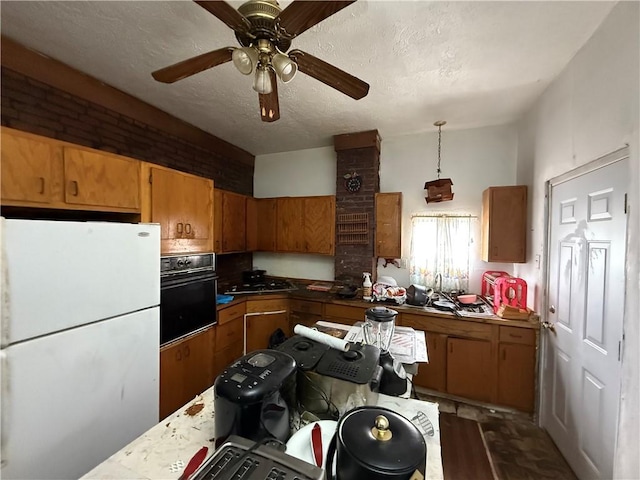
[493,277,527,313]
[481,270,510,297]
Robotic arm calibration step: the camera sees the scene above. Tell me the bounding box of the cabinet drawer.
[402,313,493,340]
[218,302,246,324]
[290,299,323,315]
[246,298,289,313]
[499,326,536,345]
[216,317,244,350]
[324,304,366,322]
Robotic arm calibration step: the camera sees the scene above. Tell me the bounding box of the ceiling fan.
[151,0,370,122]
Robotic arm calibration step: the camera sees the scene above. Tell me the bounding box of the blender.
[363,307,407,396]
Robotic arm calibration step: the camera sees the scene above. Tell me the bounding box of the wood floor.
[440,412,494,480]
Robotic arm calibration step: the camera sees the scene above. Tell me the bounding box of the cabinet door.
[214,189,223,252]
[222,191,246,252]
[159,340,187,420]
[304,196,335,255]
[277,197,304,252]
[481,186,527,263]
[413,332,447,392]
[63,147,140,210]
[1,130,55,205]
[375,192,402,258]
[498,343,536,412]
[150,167,185,242]
[159,328,215,420]
[182,174,213,243]
[214,342,244,380]
[257,198,277,251]
[246,197,258,252]
[246,315,278,352]
[446,337,492,402]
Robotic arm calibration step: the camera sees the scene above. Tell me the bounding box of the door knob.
[549,305,556,313]
[542,321,556,334]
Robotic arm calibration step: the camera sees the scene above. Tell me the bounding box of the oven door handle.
[161,272,218,289]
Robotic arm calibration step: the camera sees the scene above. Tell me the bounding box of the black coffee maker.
[363,307,407,396]
[214,350,296,448]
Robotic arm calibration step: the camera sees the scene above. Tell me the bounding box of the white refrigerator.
[0,218,161,479]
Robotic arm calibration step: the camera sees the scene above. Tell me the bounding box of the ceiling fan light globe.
[272,53,297,83]
[232,47,258,75]
[253,66,273,94]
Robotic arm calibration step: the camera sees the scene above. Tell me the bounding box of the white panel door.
[1,307,159,480]
[542,156,627,479]
[2,219,160,344]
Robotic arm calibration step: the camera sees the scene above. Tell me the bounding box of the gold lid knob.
[371,415,393,441]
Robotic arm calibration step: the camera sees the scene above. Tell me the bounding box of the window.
[409,215,473,291]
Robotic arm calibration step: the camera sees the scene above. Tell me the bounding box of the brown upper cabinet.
[256,198,278,251]
[375,192,402,258]
[276,196,335,255]
[214,189,247,254]
[1,127,140,212]
[142,163,213,255]
[481,186,527,263]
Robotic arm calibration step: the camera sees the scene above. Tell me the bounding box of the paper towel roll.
[293,324,350,352]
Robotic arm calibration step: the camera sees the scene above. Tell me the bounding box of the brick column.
[333,130,380,282]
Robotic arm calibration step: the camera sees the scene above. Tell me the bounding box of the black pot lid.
[365,307,398,322]
[338,406,425,474]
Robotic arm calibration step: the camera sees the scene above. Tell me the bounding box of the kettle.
[325,406,426,480]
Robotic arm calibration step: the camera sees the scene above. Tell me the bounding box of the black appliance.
[325,406,426,480]
[191,435,323,480]
[160,253,217,346]
[278,336,381,419]
[214,350,297,448]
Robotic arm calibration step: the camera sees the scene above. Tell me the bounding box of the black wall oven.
[160,253,217,346]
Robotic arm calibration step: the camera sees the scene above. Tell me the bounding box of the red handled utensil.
[178,446,208,480]
[311,422,323,467]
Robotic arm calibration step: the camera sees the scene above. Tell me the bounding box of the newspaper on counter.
[314,320,428,364]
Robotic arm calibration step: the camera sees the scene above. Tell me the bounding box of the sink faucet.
[434,273,443,293]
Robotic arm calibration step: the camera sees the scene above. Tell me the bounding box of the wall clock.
[344,172,362,193]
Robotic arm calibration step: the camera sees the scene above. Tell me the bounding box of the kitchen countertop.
[81,388,443,479]
[218,287,540,330]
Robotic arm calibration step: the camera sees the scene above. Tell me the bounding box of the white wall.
[515,2,639,477]
[253,126,520,291]
[380,125,518,292]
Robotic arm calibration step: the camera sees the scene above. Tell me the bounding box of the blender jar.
[363,307,398,352]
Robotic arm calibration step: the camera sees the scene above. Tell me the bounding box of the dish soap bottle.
[362,272,372,301]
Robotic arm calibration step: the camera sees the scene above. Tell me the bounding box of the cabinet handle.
[177,223,184,235]
[509,333,522,339]
[70,180,79,196]
[215,240,220,250]
[449,343,453,354]
[38,177,45,194]
[184,346,190,358]
[185,223,192,235]
[176,349,182,361]
[502,349,507,361]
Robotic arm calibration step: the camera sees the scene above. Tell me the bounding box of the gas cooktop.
[224,279,298,295]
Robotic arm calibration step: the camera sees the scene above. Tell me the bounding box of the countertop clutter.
[82,388,444,480]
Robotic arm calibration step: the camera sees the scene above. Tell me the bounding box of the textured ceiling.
[1,1,615,156]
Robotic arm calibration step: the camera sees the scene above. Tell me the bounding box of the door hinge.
[624,193,628,214]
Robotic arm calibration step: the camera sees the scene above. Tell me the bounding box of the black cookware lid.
[338,406,426,475]
[365,306,398,322]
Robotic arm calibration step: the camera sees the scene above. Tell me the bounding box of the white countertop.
[82,387,443,480]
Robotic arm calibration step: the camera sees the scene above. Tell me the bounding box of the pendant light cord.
[437,123,442,179]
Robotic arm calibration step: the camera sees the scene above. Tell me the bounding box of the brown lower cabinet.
[289,299,324,332]
[213,302,246,380]
[400,313,538,412]
[446,337,493,403]
[245,298,289,352]
[159,326,215,420]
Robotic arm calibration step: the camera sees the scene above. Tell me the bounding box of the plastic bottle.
[362,272,372,301]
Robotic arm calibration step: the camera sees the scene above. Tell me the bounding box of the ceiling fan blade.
[277,1,356,38]
[194,1,251,34]
[152,47,233,84]
[259,70,280,122]
[289,49,369,100]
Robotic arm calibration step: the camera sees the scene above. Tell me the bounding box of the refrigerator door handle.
[1,351,9,465]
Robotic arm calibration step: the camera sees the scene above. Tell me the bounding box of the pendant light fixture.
[424,120,454,204]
